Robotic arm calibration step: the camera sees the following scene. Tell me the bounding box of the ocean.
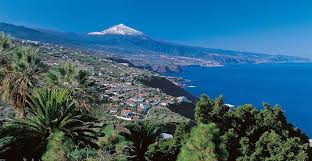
[165,63,312,137]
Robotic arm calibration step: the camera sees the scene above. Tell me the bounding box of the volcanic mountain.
[88,24,144,36]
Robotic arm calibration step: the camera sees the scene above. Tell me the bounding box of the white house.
[161,133,173,140]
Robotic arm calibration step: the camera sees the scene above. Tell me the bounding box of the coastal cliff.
[134,74,197,120]
[134,74,197,103]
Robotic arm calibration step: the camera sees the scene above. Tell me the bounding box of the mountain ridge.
[0,22,309,66]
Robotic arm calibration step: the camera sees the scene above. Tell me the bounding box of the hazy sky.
[1,0,312,57]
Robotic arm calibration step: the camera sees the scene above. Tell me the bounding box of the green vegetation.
[124,122,162,161]
[96,125,132,160]
[178,123,228,161]
[0,32,11,86]
[0,89,97,160]
[46,61,97,111]
[41,130,73,161]
[0,33,311,160]
[193,95,310,161]
[145,122,191,161]
[1,46,45,117]
[237,130,308,161]
[145,107,190,123]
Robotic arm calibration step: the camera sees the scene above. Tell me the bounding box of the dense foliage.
[1,46,46,117]
[46,61,98,111]
[0,32,12,70]
[0,89,98,160]
[145,122,191,161]
[123,122,162,161]
[194,95,311,161]
[0,33,311,160]
[178,123,228,161]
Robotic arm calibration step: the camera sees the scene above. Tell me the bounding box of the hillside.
[10,39,195,122]
[0,31,310,161]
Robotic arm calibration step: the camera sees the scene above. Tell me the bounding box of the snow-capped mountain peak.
[88,24,144,36]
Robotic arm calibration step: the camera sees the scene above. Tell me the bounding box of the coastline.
[164,63,312,137]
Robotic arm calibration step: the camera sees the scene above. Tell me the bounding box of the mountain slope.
[0,22,309,64]
[0,22,82,45]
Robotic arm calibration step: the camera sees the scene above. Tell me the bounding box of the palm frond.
[0,88,98,159]
[1,46,46,117]
[45,61,96,111]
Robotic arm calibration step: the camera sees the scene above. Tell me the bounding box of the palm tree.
[1,46,45,117]
[0,88,98,160]
[122,122,162,161]
[0,33,12,60]
[46,61,97,111]
[0,33,12,81]
[0,32,11,49]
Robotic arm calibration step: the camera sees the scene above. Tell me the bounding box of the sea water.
[166,63,312,136]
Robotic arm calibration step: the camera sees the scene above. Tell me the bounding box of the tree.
[46,61,97,111]
[1,46,45,117]
[145,139,177,161]
[194,95,230,126]
[237,130,309,161]
[194,95,213,124]
[222,128,239,161]
[0,33,12,87]
[0,89,98,160]
[208,95,230,131]
[96,125,133,161]
[122,122,162,161]
[172,122,191,144]
[0,32,12,67]
[215,103,311,161]
[145,122,191,161]
[257,103,309,141]
[177,123,228,161]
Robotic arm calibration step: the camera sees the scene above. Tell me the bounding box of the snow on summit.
[88,24,144,36]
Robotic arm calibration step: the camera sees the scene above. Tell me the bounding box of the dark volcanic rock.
[135,65,182,73]
[152,65,182,73]
[106,57,136,67]
[167,102,195,120]
[135,75,197,103]
[135,74,197,120]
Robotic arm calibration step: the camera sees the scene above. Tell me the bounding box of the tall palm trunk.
[15,93,26,118]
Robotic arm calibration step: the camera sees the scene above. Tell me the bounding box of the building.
[139,103,151,113]
[121,109,133,118]
[126,98,136,107]
[109,107,118,114]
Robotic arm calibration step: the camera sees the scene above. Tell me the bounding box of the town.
[19,40,191,122]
